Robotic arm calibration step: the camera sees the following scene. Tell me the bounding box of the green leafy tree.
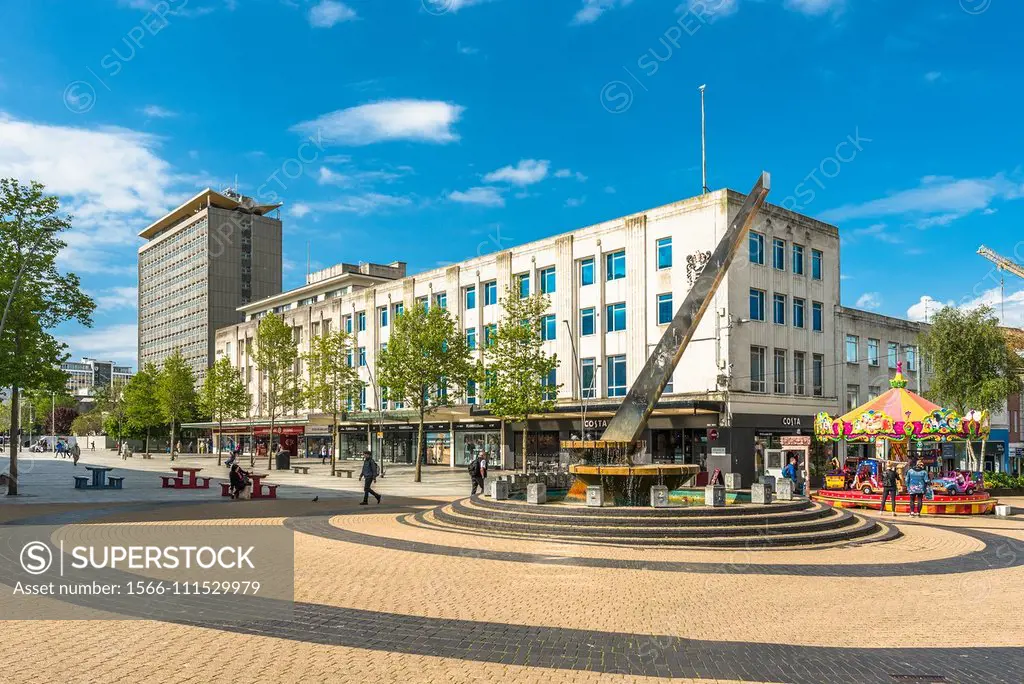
[918,305,1024,470]
[200,356,250,465]
[378,304,474,482]
[482,288,560,473]
[0,401,11,434]
[123,363,163,453]
[156,349,198,460]
[302,329,363,476]
[70,410,104,437]
[0,179,94,495]
[253,313,300,470]
[43,406,77,435]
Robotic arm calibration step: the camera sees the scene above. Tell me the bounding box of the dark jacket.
[883,468,900,489]
[360,457,378,480]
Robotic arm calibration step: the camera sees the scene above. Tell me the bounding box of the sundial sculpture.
[563,172,771,505]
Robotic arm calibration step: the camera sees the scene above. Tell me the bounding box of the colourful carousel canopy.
[814,363,990,443]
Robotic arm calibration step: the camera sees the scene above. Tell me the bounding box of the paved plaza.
[1,452,1023,683]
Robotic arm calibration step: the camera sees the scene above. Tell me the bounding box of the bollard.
[527,482,547,504]
[586,485,604,507]
[759,475,776,493]
[751,482,773,505]
[775,478,795,501]
[650,485,670,508]
[724,472,742,490]
[994,504,1012,517]
[704,484,726,507]
[481,477,492,497]
[492,480,509,501]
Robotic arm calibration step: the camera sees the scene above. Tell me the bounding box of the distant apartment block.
[137,188,283,383]
[61,358,134,397]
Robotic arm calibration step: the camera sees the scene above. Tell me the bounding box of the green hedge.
[983,472,1024,490]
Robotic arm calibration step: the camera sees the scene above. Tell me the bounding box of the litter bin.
[275,450,291,471]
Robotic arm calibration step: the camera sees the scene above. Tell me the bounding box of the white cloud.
[924,71,942,83]
[65,323,139,366]
[483,159,549,186]
[286,193,412,217]
[565,196,587,208]
[424,0,490,12]
[457,42,479,55]
[316,164,406,187]
[676,0,738,19]
[784,0,844,15]
[554,168,588,182]
[855,292,881,311]
[820,174,1024,228]
[291,100,464,146]
[449,187,505,207]
[572,0,634,25]
[140,105,177,118]
[94,286,138,312]
[308,0,357,28]
[909,288,1024,328]
[0,113,189,273]
[604,185,616,194]
[850,222,902,244]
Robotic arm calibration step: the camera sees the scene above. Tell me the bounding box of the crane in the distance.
[978,245,1024,281]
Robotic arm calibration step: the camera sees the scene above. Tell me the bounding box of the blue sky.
[1,0,1022,367]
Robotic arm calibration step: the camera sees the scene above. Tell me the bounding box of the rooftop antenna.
[699,84,708,194]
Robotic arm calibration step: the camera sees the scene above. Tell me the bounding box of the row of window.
[845,335,917,370]
[750,290,824,331]
[750,347,825,396]
[749,233,823,279]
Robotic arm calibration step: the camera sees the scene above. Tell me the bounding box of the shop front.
[453,421,502,467]
[253,425,304,457]
[303,424,333,459]
[705,413,815,485]
[338,425,369,461]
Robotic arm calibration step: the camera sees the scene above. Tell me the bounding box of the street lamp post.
[363,363,386,477]
[562,320,589,441]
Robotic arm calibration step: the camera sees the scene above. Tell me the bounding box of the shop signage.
[305,425,332,435]
[337,426,365,433]
[253,425,305,436]
[583,418,610,429]
[780,416,804,427]
[733,414,813,430]
[711,447,726,456]
[780,435,812,447]
[454,422,493,431]
[707,428,719,441]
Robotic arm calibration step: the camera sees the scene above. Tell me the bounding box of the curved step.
[470,495,814,518]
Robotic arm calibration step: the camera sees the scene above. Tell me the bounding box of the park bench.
[263,484,279,498]
[107,476,125,489]
[220,482,232,496]
[292,466,310,475]
[141,453,153,460]
[334,469,354,478]
[160,475,184,488]
[197,476,212,488]
[74,476,90,489]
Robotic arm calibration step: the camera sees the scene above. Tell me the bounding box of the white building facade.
[200,188,929,480]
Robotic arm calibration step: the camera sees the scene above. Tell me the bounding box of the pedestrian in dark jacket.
[469,452,487,496]
[880,464,901,516]
[359,451,381,505]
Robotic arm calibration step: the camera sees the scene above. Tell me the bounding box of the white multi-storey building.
[193,188,930,480]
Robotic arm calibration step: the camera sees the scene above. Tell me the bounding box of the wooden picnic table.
[170,466,203,488]
[85,466,113,488]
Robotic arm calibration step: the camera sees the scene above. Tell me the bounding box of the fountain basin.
[567,463,700,506]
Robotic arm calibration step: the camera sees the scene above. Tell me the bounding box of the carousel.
[813,363,997,515]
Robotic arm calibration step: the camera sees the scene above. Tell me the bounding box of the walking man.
[880,463,901,516]
[320,443,328,465]
[359,451,381,505]
[469,449,487,496]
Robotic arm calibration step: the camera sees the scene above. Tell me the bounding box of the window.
[846,385,860,411]
[580,258,595,286]
[466,327,477,350]
[417,296,429,312]
[466,379,477,405]
[541,314,556,341]
[322,320,331,336]
[887,342,898,369]
[346,349,353,367]
[581,358,597,399]
[606,302,626,332]
[906,346,917,371]
[357,311,366,332]
[539,267,556,294]
[750,346,766,392]
[749,289,766,321]
[812,249,823,280]
[484,281,497,306]
[656,237,672,269]
[580,307,596,336]
[344,315,352,334]
[379,306,388,328]
[517,273,530,298]
[606,250,626,280]
[542,368,557,401]
[774,349,787,394]
[813,354,824,396]
[484,324,497,347]
[793,244,805,275]
[793,298,805,329]
[465,285,476,310]
[773,294,787,325]
[845,335,859,363]
[867,339,879,366]
[359,387,367,411]
[607,355,627,397]
[794,351,806,395]
[657,293,673,325]
[434,292,447,309]
[358,347,366,367]
[772,238,786,271]
[812,301,823,332]
[749,232,765,265]
[868,385,882,401]
[225,341,232,357]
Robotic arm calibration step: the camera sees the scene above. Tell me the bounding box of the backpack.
[467,458,479,476]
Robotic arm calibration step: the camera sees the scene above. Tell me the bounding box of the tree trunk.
[331,411,338,477]
[217,417,223,466]
[145,427,150,456]
[522,420,529,474]
[980,438,989,473]
[8,385,20,495]
[268,408,276,471]
[415,407,425,483]
[169,420,176,461]
[965,440,976,472]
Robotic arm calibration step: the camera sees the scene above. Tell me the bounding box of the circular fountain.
[561,439,699,506]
